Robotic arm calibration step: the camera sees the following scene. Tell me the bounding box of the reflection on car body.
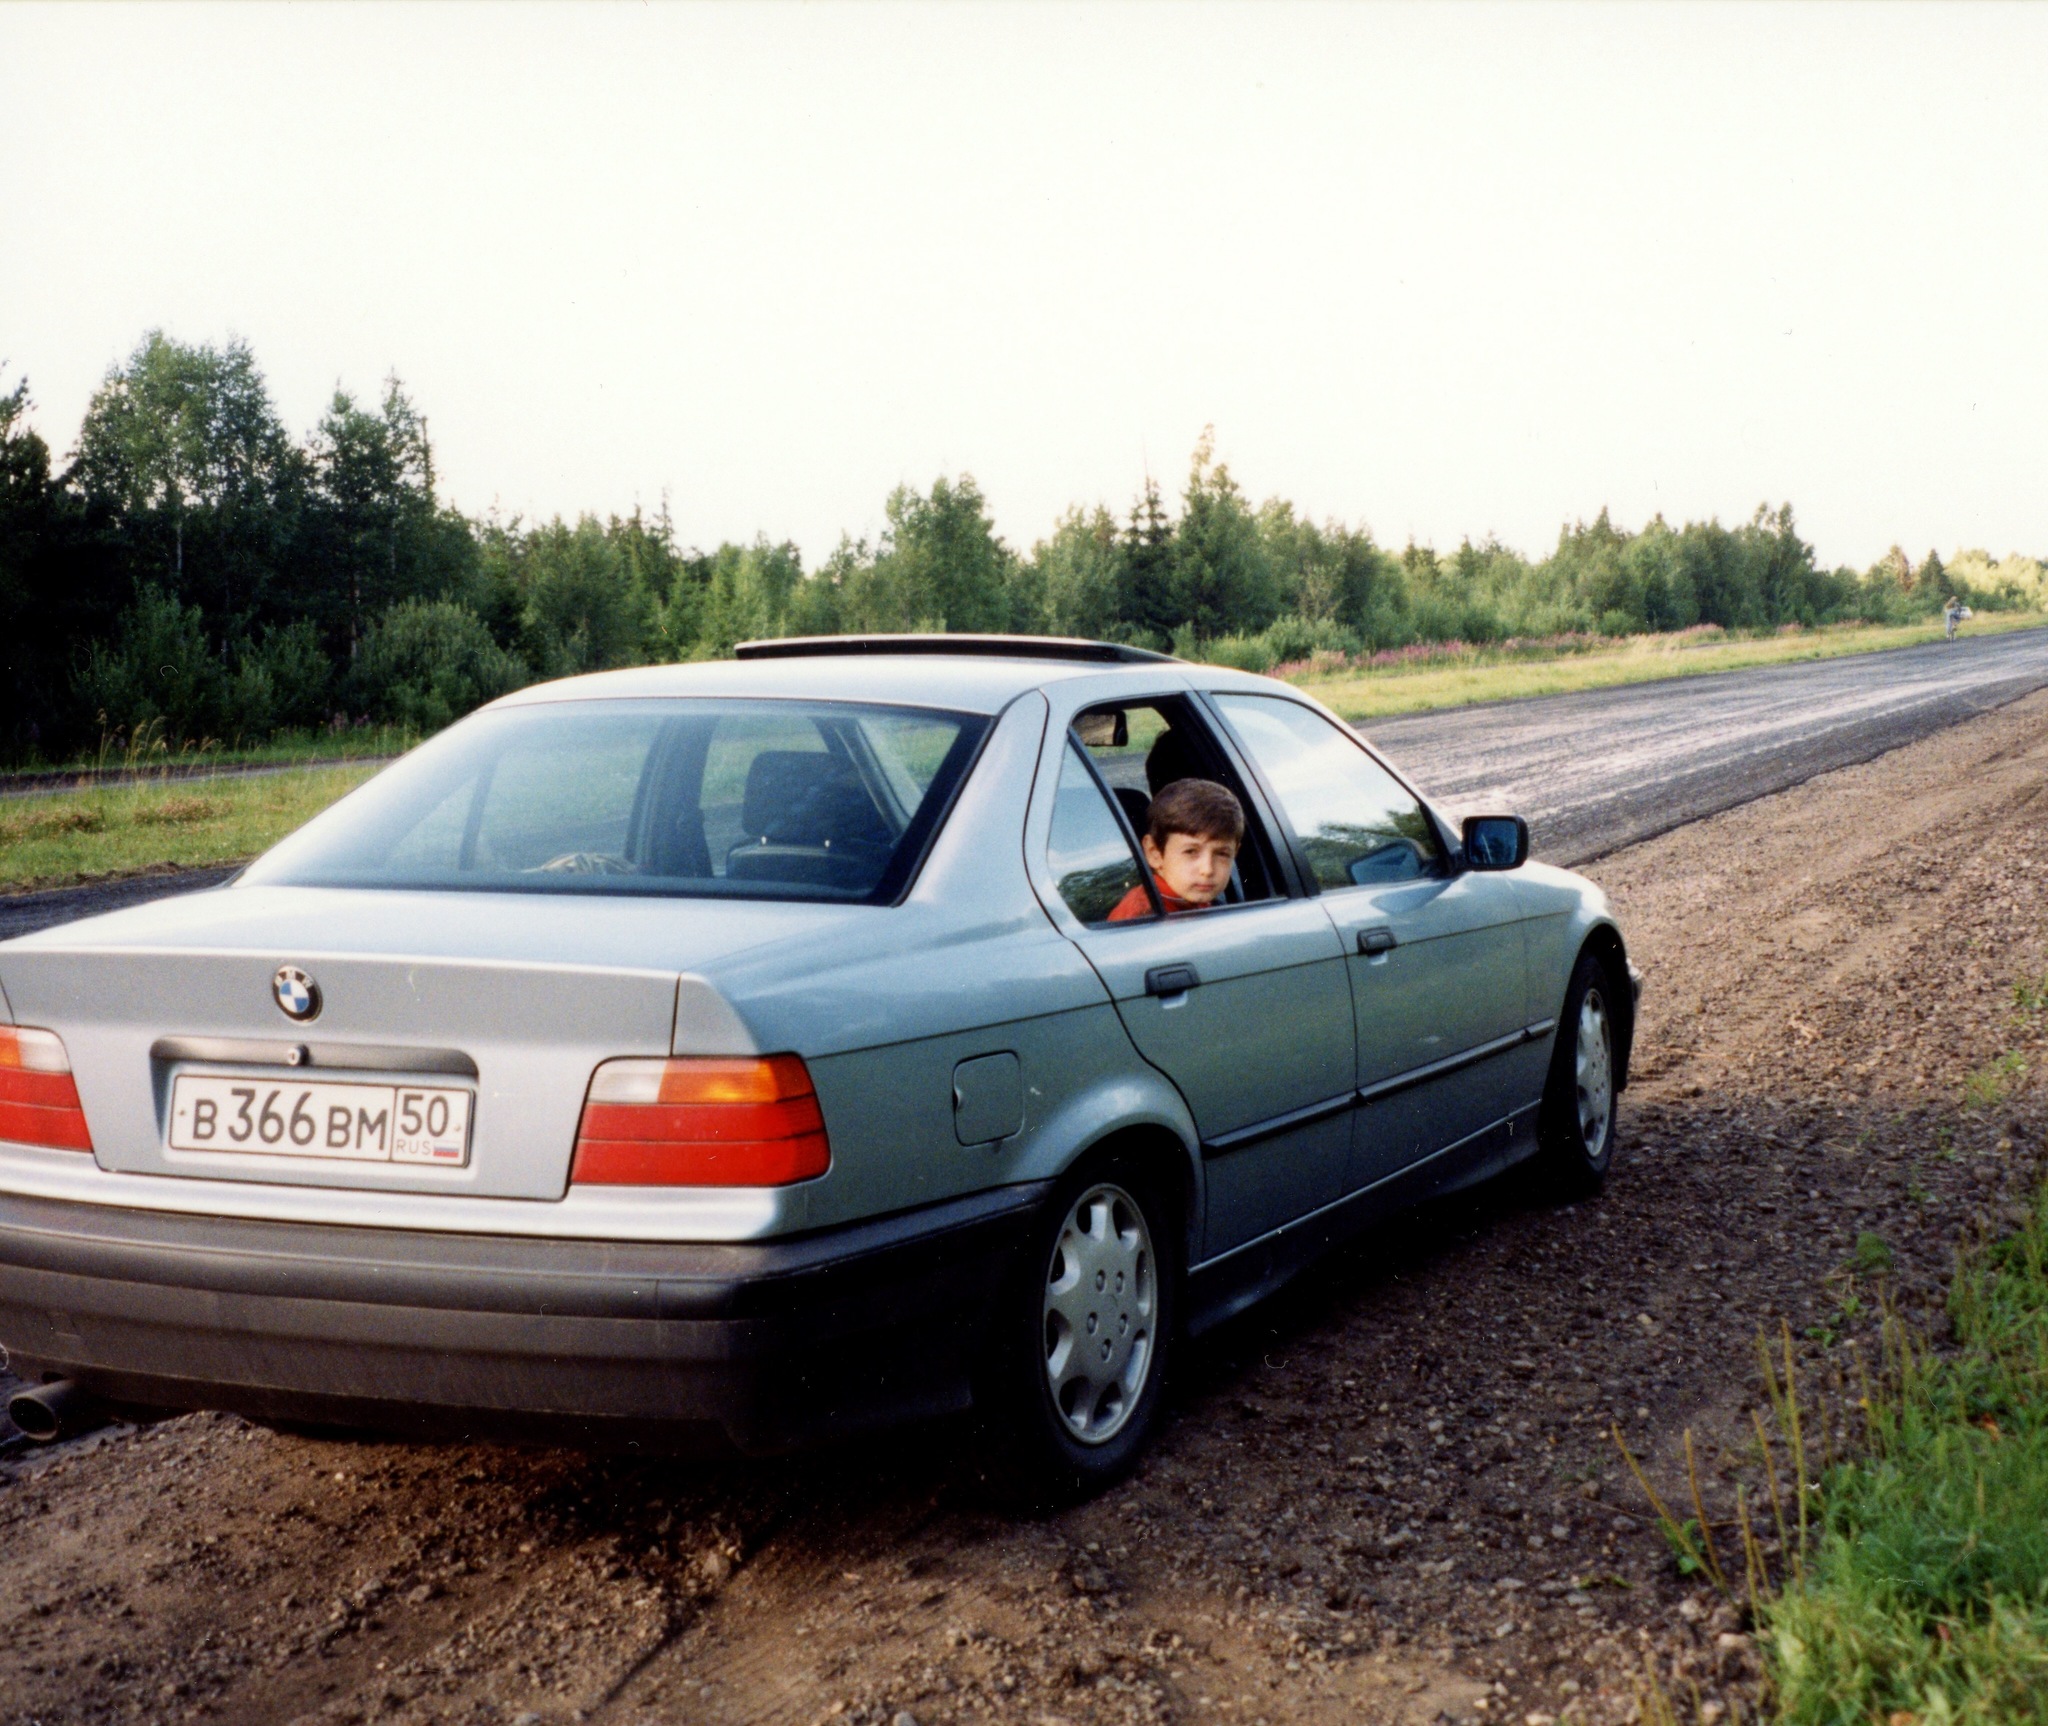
[0,636,1638,1495]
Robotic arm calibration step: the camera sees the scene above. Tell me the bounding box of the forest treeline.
[3,331,2043,763]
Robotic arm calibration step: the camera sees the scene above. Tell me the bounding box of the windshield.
[243,698,988,903]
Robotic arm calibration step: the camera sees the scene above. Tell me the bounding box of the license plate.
[167,1074,473,1166]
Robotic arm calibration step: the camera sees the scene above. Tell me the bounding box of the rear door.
[1206,692,1534,1190]
[1032,709,1354,1260]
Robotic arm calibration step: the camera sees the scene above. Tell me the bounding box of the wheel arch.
[1059,1120,1202,1279]
[1576,922,1637,1089]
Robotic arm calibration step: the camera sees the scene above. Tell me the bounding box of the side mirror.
[1461,814,1529,871]
[1073,709,1130,749]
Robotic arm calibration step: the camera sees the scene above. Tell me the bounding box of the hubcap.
[1576,986,1613,1161]
[1041,1183,1156,1446]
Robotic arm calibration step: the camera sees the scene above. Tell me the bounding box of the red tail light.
[570,1055,830,1186]
[0,1026,93,1152]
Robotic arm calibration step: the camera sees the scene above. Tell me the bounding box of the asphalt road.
[4,626,2046,944]
[1366,624,2048,864]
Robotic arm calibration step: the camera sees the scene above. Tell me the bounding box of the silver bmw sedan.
[0,637,1636,1496]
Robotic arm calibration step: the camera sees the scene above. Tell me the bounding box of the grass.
[0,765,382,891]
[1273,611,2048,722]
[5,722,418,782]
[1761,1183,2048,1724]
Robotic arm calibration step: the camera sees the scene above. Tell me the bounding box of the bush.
[1261,613,1357,663]
[73,584,225,744]
[1201,633,1276,674]
[349,599,528,732]
[221,620,333,739]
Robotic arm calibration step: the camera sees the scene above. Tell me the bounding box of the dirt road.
[2,693,2046,1726]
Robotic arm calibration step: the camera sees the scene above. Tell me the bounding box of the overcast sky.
[3,3,2043,571]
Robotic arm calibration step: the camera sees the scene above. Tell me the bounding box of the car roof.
[488,650,1283,717]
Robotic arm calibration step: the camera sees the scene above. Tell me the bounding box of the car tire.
[978,1152,1178,1505]
[1537,950,1619,1194]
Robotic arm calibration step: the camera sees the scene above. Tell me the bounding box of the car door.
[1206,692,1535,1190]
[1033,730,1355,1261]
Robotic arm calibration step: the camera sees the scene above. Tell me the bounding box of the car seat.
[726,751,892,890]
[1145,727,1206,794]
[1112,785,1152,838]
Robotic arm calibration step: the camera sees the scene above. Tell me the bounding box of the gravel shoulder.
[2,694,2046,1726]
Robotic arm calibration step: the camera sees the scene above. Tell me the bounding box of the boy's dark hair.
[1147,777,1245,848]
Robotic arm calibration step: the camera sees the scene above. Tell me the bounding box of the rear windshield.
[243,698,988,903]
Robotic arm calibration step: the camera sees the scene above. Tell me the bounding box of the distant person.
[1109,779,1244,920]
[1944,596,1963,641]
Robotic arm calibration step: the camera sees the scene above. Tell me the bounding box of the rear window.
[243,698,988,903]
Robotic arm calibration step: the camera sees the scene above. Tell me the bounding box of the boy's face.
[1141,829,1239,907]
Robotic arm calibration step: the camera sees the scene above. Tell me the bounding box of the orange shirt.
[1107,873,1200,922]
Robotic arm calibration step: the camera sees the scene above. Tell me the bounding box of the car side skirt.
[1184,1099,1544,1337]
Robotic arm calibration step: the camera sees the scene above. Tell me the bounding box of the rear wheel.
[980,1153,1177,1503]
[1538,952,1618,1193]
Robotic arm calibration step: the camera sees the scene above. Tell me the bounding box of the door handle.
[1357,926,1397,955]
[1145,963,1200,997]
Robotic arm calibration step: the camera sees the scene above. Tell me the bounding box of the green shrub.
[221,620,333,739]
[349,599,528,731]
[1201,633,1276,674]
[73,584,224,744]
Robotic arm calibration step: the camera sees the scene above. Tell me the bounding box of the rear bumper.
[0,1181,1050,1454]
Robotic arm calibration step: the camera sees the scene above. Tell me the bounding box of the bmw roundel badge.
[272,965,322,1023]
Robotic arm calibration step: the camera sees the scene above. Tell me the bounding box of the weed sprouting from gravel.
[1961,1051,2028,1111]
[1851,1232,1896,1277]
[1761,1187,2048,1724]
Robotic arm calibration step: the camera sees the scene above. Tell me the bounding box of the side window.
[1046,741,1155,925]
[1070,695,1283,904]
[1211,694,1443,890]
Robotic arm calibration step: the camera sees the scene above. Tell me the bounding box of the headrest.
[740,750,890,848]
[742,751,853,835]
[1145,726,1207,794]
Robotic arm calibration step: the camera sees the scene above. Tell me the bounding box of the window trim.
[1200,690,1452,898]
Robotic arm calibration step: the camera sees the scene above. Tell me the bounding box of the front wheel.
[1537,952,1618,1193]
[979,1155,1178,1504]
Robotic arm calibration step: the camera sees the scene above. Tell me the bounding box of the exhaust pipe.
[7,1379,108,1443]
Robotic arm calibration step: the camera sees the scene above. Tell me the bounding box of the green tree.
[517,516,656,677]
[1119,477,1177,643]
[0,372,113,754]
[696,538,805,653]
[305,376,449,652]
[1030,504,1125,638]
[1173,431,1277,639]
[72,331,301,625]
[881,474,1013,633]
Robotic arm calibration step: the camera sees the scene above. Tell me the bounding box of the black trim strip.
[1202,1090,1356,1159]
[1199,1020,1555,1161]
[1355,1025,1545,1107]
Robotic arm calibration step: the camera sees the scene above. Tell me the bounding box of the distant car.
[0,637,1637,1492]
